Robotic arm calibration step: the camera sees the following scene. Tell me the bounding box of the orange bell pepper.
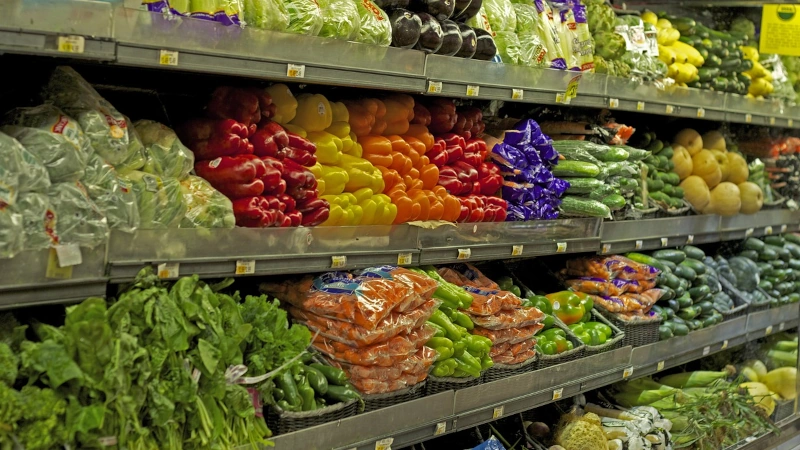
[406,149,420,167]
[404,136,427,156]
[364,153,393,168]
[388,135,410,154]
[404,124,434,152]
[404,177,423,191]
[426,191,444,220]
[408,189,429,220]
[392,194,413,224]
[359,135,392,155]
[420,163,439,190]
[441,193,462,222]
[419,155,430,167]
[432,185,448,198]
[370,119,387,136]
[344,99,385,137]
[378,166,403,192]
[383,94,415,123]
[405,167,420,180]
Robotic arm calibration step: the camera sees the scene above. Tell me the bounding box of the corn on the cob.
[658,365,736,388]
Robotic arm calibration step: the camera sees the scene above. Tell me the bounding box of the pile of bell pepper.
[427,308,493,378]
[543,290,594,325]
[535,327,575,355]
[180,86,330,227]
[568,321,613,346]
[270,361,361,412]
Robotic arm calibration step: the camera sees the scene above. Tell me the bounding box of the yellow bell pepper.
[373,198,397,225]
[322,204,344,226]
[282,123,307,138]
[339,154,375,172]
[340,134,355,155]
[347,205,364,225]
[344,167,379,192]
[320,165,349,195]
[265,84,297,124]
[326,121,351,139]
[309,163,323,179]
[370,168,385,194]
[352,187,374,203]
[290,93,333,132]
[331,101,350,123]
[317,179,326,196]
[322,194,348,208]
[359,198,377,225]
[347,140,363,158]
[307,131,342,165]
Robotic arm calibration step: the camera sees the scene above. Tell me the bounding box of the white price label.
[609,98,619,108]
[665,105,675,114]
[375,437,394,450]
[511,88,524,100]
[765,226,774,235]
[703,346,711,356]
[623,367,634,379]
[770,117,776,125]
[781,224,788,233]
[159,50,179,66]
[235,260,255,275]
[434,422,447,436]
[552,388,563,400]
[722,340,729,350]
[556,242,568,253]
[779,322,786,331]
[745,113,753,123]
[789,119,794,127]
[636,101,646,111]
[397,252,413,265]
[57,35,85,53]
[466,85,480,97]
[766,325,774,336]
[660,237,669,247]
[457,248,471,260]
[745,228,754,238]
[635,240,643,250]
[55,243,82,267]
[157,262,180,279]
[331,255,347,268]
[602,243,611,254]
[657,361,665,371]
[512,245,524,256]
[697,108,706,118]
[687,234,694,244]
[493,406,504,419]
[427,81,442,93]
[287,63,305,78]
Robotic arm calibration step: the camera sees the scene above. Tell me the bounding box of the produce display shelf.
[746,303,800,335]
[719,210,800,241]
[0,246,108,310]
[2,3,800,129]
[725,414,800,450]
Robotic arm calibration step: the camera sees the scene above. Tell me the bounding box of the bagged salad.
[0,132,50,195]
[143,0,244,26]
[134,120,194,180]
[12,193,55,251]
[319,0,361,40]
[121,170,187,229]
[285,0,324,35]
[81,153,140,233]
[0,206,23,259]
[242,0,289,31]
[47,182,109,248]
[179,175,235,229]
[356,0,392,46]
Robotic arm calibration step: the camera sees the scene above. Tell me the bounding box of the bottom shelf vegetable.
[427,308,493,377]
[268,362,362,412]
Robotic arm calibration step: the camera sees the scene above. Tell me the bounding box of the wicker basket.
[266,398,359,435]
[482,354,538,383]
[772,398,796,422]
[583,309,625,355]
[535,320,586,369]
[720,277,768,313]
[426,374,482,395]
[653,198,692,218]
[596,308,661,348]
[362,381,426,413]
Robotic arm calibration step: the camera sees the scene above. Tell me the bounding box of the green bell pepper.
[428,321,447,338]
[464,334,492,356]
[429,310,463,341]
[541,314,555,330]
[537,337,557,355]
[452,338,467,357]
[541,328,566,340]
[450,310,474,330]
[480,354,494,371]
[526,295,552,315]
[587,328,607,345]
[496,276,514,291]
[584,322,613,338]
[509,285,522,297]
[432,359,457,377]
[552,334,570,353]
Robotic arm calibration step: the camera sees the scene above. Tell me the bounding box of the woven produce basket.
[596,308,661,348]
[535,320,586,369]
[266,397,359,435]
[772,398,796,422]
[716,281,750,321]
[481,354,538,383]
[583,309,625,355]
[426,374,482,395]
[362,381,426,412]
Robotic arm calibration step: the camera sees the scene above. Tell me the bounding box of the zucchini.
[682,245,705,260]
[627,252,669,272]
[676,293,693,309]
[740,59,754,71]
[705,54,722,68]
[759,280,773,291]
[678,306,700,321]
[783,242,800,259]
[563,177,606,195]
[697,300,714,314]
[688,285,711,302]
[673,264,697,281]
[788,259,800,271]
[650,192,671,204]
[698,67,719,82]
[664,273,682,290]
[652,249,687,264]
[740,249,759,261]
[662,260,678,272]
[559,196,611,218]
[743,237,765,252]
[758,247,778,261]
[672,323,690,336]
[784,233,800,245]
[764,235,786,247]
[666,299,680,312]
[680,259,706,275]
[719,58,742,71]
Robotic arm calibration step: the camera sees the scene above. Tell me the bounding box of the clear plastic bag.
[334,347,437,383]
[242,0,289,31]
[356,0,392,46]
[2,105,91,183]
[0,206,23,259]
[43,67,137,167]
[467,307,544,330]
[349,371,427,394]
[593,289,663,313]
[319,0,360,40]
[472,323,543,345]
[483,0,516,32]
[312,325,435,366]
[533,0,566,70]
[134,120,195,180]
[285,0,323,35]
[121,170,186,229]
[564,255,660,281]
[12,193,55,251]
[437,264,523,316]
[179,175,235,229]
[81,153,140,233]
[116,120,146,175]
[513,5,547,67]
[0,131,50,195]
[489,338,535,359]
[494,31,522,65]
[47,182,109,248]
[0,134,21,206]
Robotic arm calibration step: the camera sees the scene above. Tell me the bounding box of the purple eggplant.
[454,23,476,58]
[435,20,463,56]
[389,9,423,48]
[409,0,454,21]
[375,0,411,9]
[472,27,496,61]
[454,0,481,21]
[414,12,444,53]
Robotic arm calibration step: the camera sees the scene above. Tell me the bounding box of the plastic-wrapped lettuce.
[513,4,546,67]
[116,118,146,175]
[586,0,614,34]
[0,206,23,259]
[122,170,187,229]
[319,0,360,40]
[243,0,289,31]
[179,176,236,229]
[285,0,323,35]
[466,5,493,33]
[81,153,140,233]
[12,193,55,251]
[0,132,50,195]
[356,0,392,46]
[0,136,21,207]
[533,0,566,70]
[47,182,109,249]
[43,67,137,167]
[483,0,515,32]
[134,120,194,180]
[2,105,91,183]
[494,31,522,65]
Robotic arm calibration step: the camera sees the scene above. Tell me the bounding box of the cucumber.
[784,242,800,259]
[661,286,676,301]
[719,58,742,71]
[680,259,707,275]
[676,293,693,309]
[672,323,690,336]
[657,155,669,170]
[659,326,674,340]
[698,67,720,82]
[705,54,722,68]
[601,194,626,211]
[671,17,697,32]
[740,249,760,261]
[664,273,682,290]
[788,259,800,271]
[662,260,678,272]
[682,245,706,260]
[678,306,700,321]
[674,264,697,281]
[563,177,606,195]
[650,191,671,203]
[552,161,601,178]
[759,247,779,261]
[784,233,800,245]
[652,249,687,264]
[559,196,611,218]
[764,236,786,247]
[666,299,680,312]
[743,237,765,252]
[689,285,711,303]
[627,252,669,272]
[697,301,714,314]
[759,280,774,291]
[740,59,754,72]
[768,244,791,261]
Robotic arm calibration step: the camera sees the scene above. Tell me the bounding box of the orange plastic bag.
[564,256,660,281]
[349,372,427,395]
[490,339,535,358]
[592,289,664,313]
[467,307,544,330]
[312,325,435,366]
[492,349,537,365]
[334,347,436,383]
[472,323,543,345]
[437,264,523,316]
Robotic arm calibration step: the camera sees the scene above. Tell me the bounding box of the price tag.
[602,243,611,254]
[781,224,788,233]
[427,81,443,93]
[555,93,567,104]
[635,240,643,250]
[466,85,480,97]
[55,243,82,267]
[745,113,753,123]
[564,74,581,104]
[697,108,706,118]
[492,406,504,419]
[623,367,634,379]
[765,226,774,235]
[703,346,711,356]
[665,105,675,114]
[745,228,754,238]
[660,237,669,247]
[97,436,118,447]
[636,101,646,111]
[770,117,776,125]
[46,248,73,280]
[511,88,524,100]
[57,35,85,53]
[552,388,563,400]
[434,422,447,436]
[159,50,179,66]
[766,325,774,336]
[375,437,394,450]
[687,235,694,244]
[157,262,180,279]
[657,361,665,371]
[331,255,347,268]
[457,248,471,260]
[609,98,619,108]
[512,245,524,256]
[397,252,413,265]
[556,242,568,253]
[779,322,786,331]
[286,63,305,78]
[744,436,757,443]
[789,119,794,127]
[235,260,255,275]
[722,340,729,350]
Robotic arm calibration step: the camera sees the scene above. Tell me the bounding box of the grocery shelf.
[0,246,108,310]
[606,76,727,122]
[746,303,800,335]
[729,414,800,450]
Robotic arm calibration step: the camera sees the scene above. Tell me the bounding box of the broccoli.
[16,415,64,450]
[0,382,21,427]
[0,344,17,386]
[19,386,66,422]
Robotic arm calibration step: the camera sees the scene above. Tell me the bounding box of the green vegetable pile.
[737,234,800,306]
[0,268,313,449]
[640,133,686,210]
[268,362,361,413]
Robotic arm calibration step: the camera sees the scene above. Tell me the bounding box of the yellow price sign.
[159,50,179,66]
[57,35,85,54]
[564,75,581,102]
[760,4,800,57]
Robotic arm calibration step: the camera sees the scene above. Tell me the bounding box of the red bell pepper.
[470,181,482,196]
[298,198,330,226]
[477,162,503,195]
[278,194,296,212]
[451,160,478,183]
[287,186,319,203]
[440,133,466,150]
[426,99,457,134]
[457,203,469,222]
[179,119,252,160]
[286,210,302,227]
[287,133,316,153]
[233,196,278,227]
[463,140,485,167]
[251,128,280,158]
[282,159,317,189]
[486,204,506,222]
[206,86,263,127]
[444,145,464,165]
[194,155,263,185]
[410,103,431,126]
[281,147,317,166]
[179,118,250,142]
[482,204,496,222]
[215,179,265,199]
[263,178,287,196]
[438,166,469,196]
[297,197,328,214]
[261,195,284,212]
[427,138,448,167]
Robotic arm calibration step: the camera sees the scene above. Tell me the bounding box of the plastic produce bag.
[145,0,244,25]
[0,135,20,206]
[0,206,23,259]
[0,132,50,194]
[2,105,91,183]
[319,0,360,40]
[242,0,289,31]
[81,153,140,233]
[121,170,187,229]
[43,67,137,167]
[467,307,543,329]
[483,0,515,32]
[179,175,235,229]
[472,323,543,345]
[116,120,146,175]
[494,31,522,65]
[47,182,109,248]
[12,193,55,251]
[356,0,392,46]
[336,347,437,382]
[465,5,493,33]
[285,0,323,35]
[564,255,659,281]
[134,120,194,180]
[312,325,435,366]
[514,5,547,67]
[533,0,565,70]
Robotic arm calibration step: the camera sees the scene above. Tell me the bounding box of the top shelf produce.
[1,3,799,129]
